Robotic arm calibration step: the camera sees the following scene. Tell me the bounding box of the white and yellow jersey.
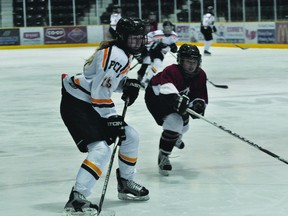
[63,45,132,118]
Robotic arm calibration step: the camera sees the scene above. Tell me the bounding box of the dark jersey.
[150,64,208,103]
[145,64,208,125]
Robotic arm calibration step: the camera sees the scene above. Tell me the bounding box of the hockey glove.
[173,94,190,115]
[212,26,217,33]
[170,43,178,53]
[189,98,206,119]
[121,78,142,106]
[154,42,168,51]
[105,115,127,145]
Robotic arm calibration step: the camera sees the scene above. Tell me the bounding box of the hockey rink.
[1,45,288,216]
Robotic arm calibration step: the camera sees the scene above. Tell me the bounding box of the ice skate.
[204,50,211,55]
[116,168,149,201]
[63,187,98,216]
[158,151,172,176]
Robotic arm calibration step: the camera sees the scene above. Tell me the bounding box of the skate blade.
[62,209,115,216]
[159,168,170,176]
[62,208,97,216]
[118,193,150,201]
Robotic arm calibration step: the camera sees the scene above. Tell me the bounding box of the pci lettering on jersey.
[108,60,122,73]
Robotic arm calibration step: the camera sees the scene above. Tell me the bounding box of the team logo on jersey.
[108,60,122,73]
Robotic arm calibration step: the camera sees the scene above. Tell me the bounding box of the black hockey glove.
[173,94,190,115]
[189,98,206,119]
[154,42,168,51]
[212,26,217,33]
[105,115,127,145]
[121,78,142,106]
[170,43,178,53]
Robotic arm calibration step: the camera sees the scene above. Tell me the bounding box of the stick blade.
[235,44,250,50]
[218,85,229,89]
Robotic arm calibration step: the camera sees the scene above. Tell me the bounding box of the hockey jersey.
[147,29,178,54]
[202,13,215,28]
[62,45,132,118]
[150,64,208,104]
[110,13,121,30]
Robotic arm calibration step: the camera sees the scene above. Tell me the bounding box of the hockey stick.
[214,33,250,50]
[207,79,228,89]
[186,108,288,165]
[169,52,228,89]
[130,62,139,71]
[97,99,130,216]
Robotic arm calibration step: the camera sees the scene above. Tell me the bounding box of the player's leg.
[116,126,149,201]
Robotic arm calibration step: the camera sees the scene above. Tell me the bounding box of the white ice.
[1,46,288,216]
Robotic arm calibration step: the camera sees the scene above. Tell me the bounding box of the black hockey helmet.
[143,18,151,33]
[116,17,147,54]
[112,5,121,13]
[207,6,214,13]
[177,44,202,78]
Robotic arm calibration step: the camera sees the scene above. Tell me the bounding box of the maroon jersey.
[150,64,208,103]
[145,64,208,126]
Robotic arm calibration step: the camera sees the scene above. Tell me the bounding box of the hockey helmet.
[112,5,121,13]
[116,17,147,54]
[143,19,151,33]
[207,6,214,13]
[177,44,202,78]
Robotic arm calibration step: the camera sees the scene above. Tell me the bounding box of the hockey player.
[141,20,179,86]
[144,44,208,176]
[200,6,217,55]
[60,17,149,214]
[134,19,152,85]
[109,5,122,39]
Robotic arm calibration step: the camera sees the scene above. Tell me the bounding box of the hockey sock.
[159,130,180,154]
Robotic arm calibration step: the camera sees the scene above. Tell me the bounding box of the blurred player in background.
[200,6,217,55]
[109,5,122,39]
[141,21,179,86]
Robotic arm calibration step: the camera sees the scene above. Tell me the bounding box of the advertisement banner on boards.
[0,29,20,45]
[44,27,87,44]
[175,23,203,42]
[257,22,275,44]
[216,23,245,43]
[20,27,44,45]
[276,22,288,44]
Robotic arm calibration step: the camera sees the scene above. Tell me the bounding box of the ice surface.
[1,46,288,216]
